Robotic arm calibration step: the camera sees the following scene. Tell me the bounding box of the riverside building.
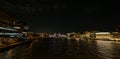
[0,12,29,45]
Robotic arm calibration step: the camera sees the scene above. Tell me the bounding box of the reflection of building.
[0,12,29,44]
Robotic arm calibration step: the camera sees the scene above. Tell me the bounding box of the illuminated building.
[27,32,40,39]
[95,32,111,39]
[39,33,49,38]
[0,12,29,44]
[49,33,67,38]
[83,31,91,38]
[67,32,81,40]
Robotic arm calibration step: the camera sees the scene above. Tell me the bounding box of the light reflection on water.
[96,40,120,59]
[0,42,32,59]
[0,39,120,59]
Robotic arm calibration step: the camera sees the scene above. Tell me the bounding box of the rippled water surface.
[1,38,120,59]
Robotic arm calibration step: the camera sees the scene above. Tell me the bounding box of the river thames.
[0,38,120,59]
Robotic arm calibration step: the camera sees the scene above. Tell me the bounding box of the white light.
[0,33,23,36]
[14,27,21,29]
[0,27,16,31]
[95,32,110,34]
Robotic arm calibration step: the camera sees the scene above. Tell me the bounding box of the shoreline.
[0,39,32,53]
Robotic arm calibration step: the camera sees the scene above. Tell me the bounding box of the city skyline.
[1,1,120,59]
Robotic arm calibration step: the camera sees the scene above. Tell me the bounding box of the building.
[0,12,29,45]
[67,32,81,40]
[95,32,111,40]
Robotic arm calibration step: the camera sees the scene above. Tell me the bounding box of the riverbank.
[87,38,120,42]
[0,39,32,53]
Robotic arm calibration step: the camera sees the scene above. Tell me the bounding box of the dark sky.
[0,0,119,32]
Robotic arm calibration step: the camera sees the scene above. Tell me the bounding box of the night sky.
[0,0,119,32]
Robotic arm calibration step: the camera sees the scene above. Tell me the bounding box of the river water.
[0,38,120,59]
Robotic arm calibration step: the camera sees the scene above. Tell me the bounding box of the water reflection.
[0,41,32,59]
[1,38,120,59]
[0,48,15,59]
